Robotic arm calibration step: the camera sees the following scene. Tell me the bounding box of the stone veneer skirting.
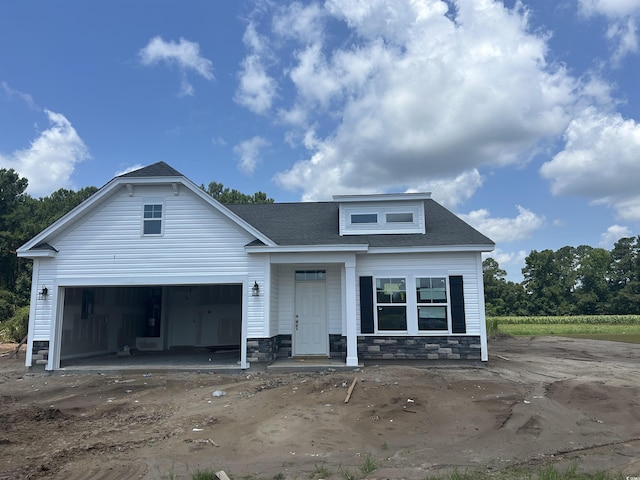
[357,335,482,360]
[247,335,481,362]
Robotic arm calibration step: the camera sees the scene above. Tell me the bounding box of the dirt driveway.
[1,336,639,479]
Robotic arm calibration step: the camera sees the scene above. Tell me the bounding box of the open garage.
[58,284,242,365]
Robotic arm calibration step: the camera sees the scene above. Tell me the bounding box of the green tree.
[482,257,528,315]
[202,181,274,204]
[522,248,576,315]
[0,169,29,291]
[573,245,611,314]
[608,236,640,314]
[483,258,508,316]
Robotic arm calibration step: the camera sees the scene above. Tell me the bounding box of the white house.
[17,162,495,370]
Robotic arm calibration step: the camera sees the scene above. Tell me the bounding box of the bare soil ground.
[1,336,639,480]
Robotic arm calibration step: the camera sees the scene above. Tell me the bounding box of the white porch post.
[345,261,358,366]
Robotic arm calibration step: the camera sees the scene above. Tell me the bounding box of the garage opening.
[60,284,242,363]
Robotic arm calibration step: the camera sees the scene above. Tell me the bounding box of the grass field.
[487,315,640,344]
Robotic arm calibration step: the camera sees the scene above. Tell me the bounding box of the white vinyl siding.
[30,184,266,340]
[355,251,483,335]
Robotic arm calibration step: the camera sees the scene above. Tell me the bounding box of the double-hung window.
[416,277,448,331]
[143,204,163,235]
[375,277,407,331]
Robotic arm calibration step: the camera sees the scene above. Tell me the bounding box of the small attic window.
[351,213,378,224]
[143,204,163,235]
[340,203,424,235]
[386,212,413,223]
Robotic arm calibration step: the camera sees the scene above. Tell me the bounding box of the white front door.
[293,281,328,356]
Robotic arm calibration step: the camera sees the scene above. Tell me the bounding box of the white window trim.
[372,273,452,335]
[374,276,408,334]
[142,200,165,237]
[416,276,451,334]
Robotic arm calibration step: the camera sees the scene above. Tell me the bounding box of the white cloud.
[0,110,90,197]
[1,82,38,110]
[242,21,268,54]
[459,206,545,243]
[407,169,484,210]
[599,224,633,247]
[272,2,326,43]
[234,55,278,114]
[579,0,640,63]
[259,0,581,200]
[234,20,278,114]
[233,136,270,174]
[484,248,529,282]
[139,36,214,96]
[540,107,640,220]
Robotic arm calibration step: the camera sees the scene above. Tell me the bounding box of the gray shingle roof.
[227,200,494,248]
[114,161,492,249]
[119,161,184,178]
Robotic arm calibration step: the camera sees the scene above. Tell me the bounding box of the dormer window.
[351,213,378,224]
[337,194,427,235]
[143,203,163,235]
[386,212,413,223]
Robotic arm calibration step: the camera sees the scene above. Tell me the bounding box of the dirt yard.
[1,336,639,480]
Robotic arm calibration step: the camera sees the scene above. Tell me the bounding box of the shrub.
[0,305,29,342]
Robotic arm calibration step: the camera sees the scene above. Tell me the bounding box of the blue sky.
[1,0,640,281]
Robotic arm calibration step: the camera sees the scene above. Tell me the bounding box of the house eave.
[333,192,431,202]
[17,249,58,258]
[366,244,495,254]
[245,244,370,254]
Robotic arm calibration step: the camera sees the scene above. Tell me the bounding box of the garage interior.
[59,284,242,367]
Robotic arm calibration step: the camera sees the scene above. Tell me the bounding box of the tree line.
[483,237,640,316]
[0,169,273,338]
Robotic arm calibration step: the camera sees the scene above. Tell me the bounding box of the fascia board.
[366,245,496,254]
[333,192,431,202]
[17,250,57,258]
[245,244,369,253]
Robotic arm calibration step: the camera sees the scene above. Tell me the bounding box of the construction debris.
[344,377,357,403]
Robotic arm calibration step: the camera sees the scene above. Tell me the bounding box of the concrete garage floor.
[56,349,355,374]
[59,348,244,373]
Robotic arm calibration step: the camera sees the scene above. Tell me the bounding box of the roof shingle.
[227,200,494,248]
[119,161,184,178]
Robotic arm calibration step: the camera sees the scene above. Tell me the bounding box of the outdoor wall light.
[252,281,260,297]
[38,286,49,300]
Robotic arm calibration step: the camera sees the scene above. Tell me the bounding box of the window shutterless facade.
[143,204,163,235]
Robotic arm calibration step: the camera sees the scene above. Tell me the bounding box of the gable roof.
[17,161,493,257]
[119,161,184,178]
[17,162,275,256]
[227,200,494,251]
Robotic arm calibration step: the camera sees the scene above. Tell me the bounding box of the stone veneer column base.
[31,340,50,366]
[246,337,279,363]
